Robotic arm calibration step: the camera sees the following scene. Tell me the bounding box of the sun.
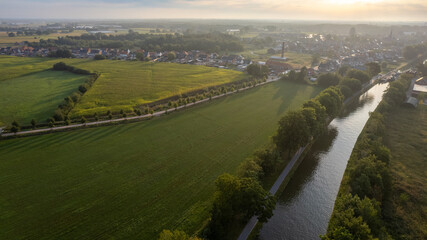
[327,0,384,4]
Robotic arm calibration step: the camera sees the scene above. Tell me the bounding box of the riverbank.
[236,76,383,240]
[323,73,416,239]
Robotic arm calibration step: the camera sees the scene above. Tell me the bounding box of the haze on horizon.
[1,0,426,22]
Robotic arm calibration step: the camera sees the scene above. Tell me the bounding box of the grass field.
[0,56,246,118]
[66,61,246,116]
[0,80,321,240]
[383,105,427,239]
[0,70,88,127]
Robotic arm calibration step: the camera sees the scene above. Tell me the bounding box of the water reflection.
[277,127,338,206]
[259,83,389,240]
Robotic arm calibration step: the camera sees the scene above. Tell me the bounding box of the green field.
[383,105,427,238]
[0,70,88,127]
[0,31,85,47]
[66,61,246,116]
[0,80,321,240]
[0,56,246,118]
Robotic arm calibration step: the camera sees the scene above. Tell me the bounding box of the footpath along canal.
[259,83,389,240]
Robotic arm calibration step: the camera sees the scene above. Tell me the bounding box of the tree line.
[29,31,244,53]
[281,62,380,100]
[322,73,413,240]
[51,62,100,126]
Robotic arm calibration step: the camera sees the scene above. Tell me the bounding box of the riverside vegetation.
[322,73,422,240]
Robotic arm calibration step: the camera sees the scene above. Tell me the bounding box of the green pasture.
[0,80,321,240]
[66,61,246,116]
[0,56,246,118]
[0,70,88,127]
[383,105,427,238]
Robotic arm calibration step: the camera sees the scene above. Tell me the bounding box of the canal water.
[259,83,389,240]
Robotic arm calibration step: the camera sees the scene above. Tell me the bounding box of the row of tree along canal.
[258,83,389,240]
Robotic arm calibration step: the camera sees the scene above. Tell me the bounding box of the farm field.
[0,31,85,47]
[0,56,246,117]
[0,80,322,240]
[0,70,88,127]
[383,105,427,239]
[65,61,246,116]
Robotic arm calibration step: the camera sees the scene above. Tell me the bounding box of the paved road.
[237,146,307,240]
[1,77,280,138]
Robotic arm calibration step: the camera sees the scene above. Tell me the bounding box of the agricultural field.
[66,61,246,116]
[383,105,427,238]
[0,80,322,240]
[0,56,246,118]
[0,30,85,47]
[0,70,88,127]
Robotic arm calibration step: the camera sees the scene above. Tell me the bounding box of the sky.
[0,0,426,21]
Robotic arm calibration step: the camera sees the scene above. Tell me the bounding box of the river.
[259,83,389,240]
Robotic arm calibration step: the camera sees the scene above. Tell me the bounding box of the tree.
[316,87,344,118]
[136,52,145,61]
[318,73,342,87]
[346,69,370,84]
[340,78,362,92]
[10,120,20,133]
[287,70,297,82]
[349,155,391,202]
[365,62,381,78]
[94,54,106,60]
[8,32,15,37]
[158,229,203,240]
[31,119,36,129]
[167,52,176,61]
[53,109,64,121]
[274,110,311,156]
[53,62,67,71]
[247,64,269,79]
[298,66,308,83]
[301,107,322,138]
[237,158,263,180]
[94,113,99,121]
[338,65,351,77]
[78,84,89,94]
[81,117,87,124]
[303,99,327,127]
[207,174,275,239]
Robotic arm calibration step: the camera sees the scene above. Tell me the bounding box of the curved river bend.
[259,83,389,240]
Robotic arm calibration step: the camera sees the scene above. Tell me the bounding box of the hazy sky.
[1,0,426,21]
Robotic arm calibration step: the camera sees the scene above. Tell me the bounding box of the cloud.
[0,0,426,21]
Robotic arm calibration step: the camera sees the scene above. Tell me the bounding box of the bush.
[94,54,106,60]
[78,84,89,94]
[349,155,391,202]
[53,62,67,71]
[53,109,65,121]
